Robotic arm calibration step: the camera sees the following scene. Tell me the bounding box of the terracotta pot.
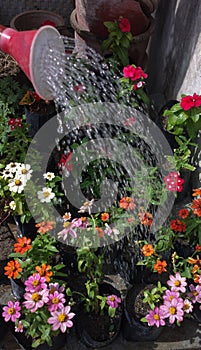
[70,0,156,65]
[10,10,65,31]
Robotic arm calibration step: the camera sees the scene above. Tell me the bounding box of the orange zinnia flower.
[178,208,189,219]
[192,188,201,197]
[191,198,201,217]
[14,236,32,254]
[96,226,104,238]
[35,221,55,234]
[188,256,201,274]
[138,208,153,226]
[142,244,154,257]
[154,260,167,274]
[170,219,186,232]
[194,273,201,284]
[101,212,109,221]
[4,260,22,279]
[119,196,136,211]
[35,264,53,282]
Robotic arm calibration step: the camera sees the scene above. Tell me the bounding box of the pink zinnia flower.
[188,284,201,303]
[15,321,23,333]
[48,305,75,333]
[2,301,21,322]
[57,222,77,240]
[71,217,88,229]
[106,294,121,308]
[48,291,66,312]
[49,282,65,294]
[167,273,187,293]
[180,93,201,111]
[160,298,184,324]
[163,290,180,302]
[24,273,47,293]
[183,299,193,314]
[145,306,166,327]
[23,289,49,312]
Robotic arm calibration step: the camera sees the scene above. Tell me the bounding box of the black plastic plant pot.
[13,331,66,350]
[122,284,163,342]
[10,278,25,301]
[76,283,122,348]
[13,215,37,240]
[193,303,201,323]
[0,305,10,342]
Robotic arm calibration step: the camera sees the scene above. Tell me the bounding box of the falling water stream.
[26,36,175,283]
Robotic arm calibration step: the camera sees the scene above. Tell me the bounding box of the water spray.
[0,25,65,100]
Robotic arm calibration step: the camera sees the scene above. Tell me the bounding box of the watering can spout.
[0,25,65,100]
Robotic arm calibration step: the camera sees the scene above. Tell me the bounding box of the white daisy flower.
[16,163,32,181]
[2,168,14,179]
[37,187,55,203]
[43,172,55,181]
[9,201,16,210]
[5,162,22,173]
[8,177,26,194]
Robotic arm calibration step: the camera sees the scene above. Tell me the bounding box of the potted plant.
[2,220,75,349]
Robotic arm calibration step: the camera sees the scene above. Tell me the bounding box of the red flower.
[196,244,201,252]
[123,65,148,81]
[191,198,201,217]
[180,93,201,111]
[58,152,73,171]
[40,20,56,27]
[101,212,109,221]
[178,208,189,219]
[134,81,145,90]
[8,118,22,130]
[118,17,131,33]
[119,196,136,211]
[164,171,184,192]
[154,260,167,274]
[170,219,186,232]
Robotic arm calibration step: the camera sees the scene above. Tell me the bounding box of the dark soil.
[126,284,155,320]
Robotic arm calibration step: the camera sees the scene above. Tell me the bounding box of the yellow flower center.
[184,303,190,310]
[21,169,28,174]
[32,293,41,302]
[58,313,66,322]
[153,314,159,320]
[63,221,71,228]
[193,291,198,296]
[169,307,176,315]
[109,296,115,301]
[169,296,174,301]
[8,307,15,315]
[174,280,181,287]
[52,297,59,304]
[43,191,50,198]
[32,280,39,286]
[15,179,22,186]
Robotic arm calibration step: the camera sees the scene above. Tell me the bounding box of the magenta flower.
[164,172,184,192]
[23,289,49,312]
[188,284,201,303]
[57,222,77,240]
[167,272,187,293]
[180,93,201,111]
[71,217,88,229]
[15,321,24,333]
[24,273,47,293]
[49,282,65,294]
[48,291,66,312]
[160,298,184,324]
[2,301,21,322]
[48,305,75,333]
[106,294,121,308]
[163,290,180,302]
[145,306,166,327]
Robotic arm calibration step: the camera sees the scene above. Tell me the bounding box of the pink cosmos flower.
[164,172,184,192]
[48,305,75,333]
[160,298,184,324]
[163,289,180,302]
[2,301,21,322]
[24,273,47,293]
[167,273,187,293]
[180,93,201,111]
[145,306,166,327]
[23,289,49,313]
[48,291,66,312]
[15,321,23,332]
[118,17,131,33]
[188,284,201,303]
[106,294,121,308]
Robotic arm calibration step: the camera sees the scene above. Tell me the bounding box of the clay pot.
[70,0,157,65]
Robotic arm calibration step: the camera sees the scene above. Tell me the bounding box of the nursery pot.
[122,283,162,341]
[70,0,156,65]
[13,331,66,350]
[76,282,122,348]
[13,215,37,240]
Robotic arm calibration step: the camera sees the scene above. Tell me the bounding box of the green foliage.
[142,282,167,310]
